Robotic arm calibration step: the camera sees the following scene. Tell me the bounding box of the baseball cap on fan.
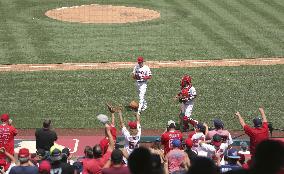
[212,134,222,147]
[213,118,224,129]
[172,139,182,148]
[137,56,144,63]
[253,117,262,127]
[128,121,137,129]
[18,148,30,159]
[167,120,176,127]
[227,148,241,159]
[0,114,9,122]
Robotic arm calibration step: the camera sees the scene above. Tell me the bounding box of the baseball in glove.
[129,100,139,110]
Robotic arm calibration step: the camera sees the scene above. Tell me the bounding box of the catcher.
[175,75,198,131]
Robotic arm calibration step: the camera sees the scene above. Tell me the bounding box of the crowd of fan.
[0,107,283,174]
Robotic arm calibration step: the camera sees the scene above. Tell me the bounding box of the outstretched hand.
[259,107,264,113]
[235,112,241,117]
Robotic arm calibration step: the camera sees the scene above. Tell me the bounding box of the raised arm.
[118,110,125,128]
[111,112,115,126]
[1,148,16,164]
[135,112,141,124]
[259,107,267,123]
[235,112,246,128]
[105,123,114,151]
[203,123,209,137]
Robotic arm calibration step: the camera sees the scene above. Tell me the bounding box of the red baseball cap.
[128,121,137,129]
[185,138,193,148]
[0,114,9,122]
[39,160,51,173]
[18,148,30,158]
[137,56,144,63]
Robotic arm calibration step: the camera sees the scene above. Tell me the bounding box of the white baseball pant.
[181,101,194,118]
[136,81,147,112]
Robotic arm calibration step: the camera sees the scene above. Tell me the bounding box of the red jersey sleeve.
[244,125,254,136]
[262,122,268,129]
[161,133,168,145]
[11,126,17,136]
[100,151,111,166]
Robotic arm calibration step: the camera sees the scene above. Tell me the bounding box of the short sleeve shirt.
[161,130,183,154]
[244,122,269,155]
[9,166,38,174]
[84,151,112,174]
[0,124,17,155]
[122,124,141,154]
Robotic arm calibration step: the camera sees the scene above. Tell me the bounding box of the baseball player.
[175,75,198,131]
[118,110,141,161]
[132,56,152,114]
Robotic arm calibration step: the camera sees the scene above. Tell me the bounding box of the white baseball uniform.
[181,85,197,118]
[122,123,142,155]
[132,64,152,113]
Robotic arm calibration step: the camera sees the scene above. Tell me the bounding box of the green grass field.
[0,0,283,130]
[0,0,283,63]
[0,65,283,129]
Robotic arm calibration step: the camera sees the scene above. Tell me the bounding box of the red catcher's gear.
[181,75,192,88]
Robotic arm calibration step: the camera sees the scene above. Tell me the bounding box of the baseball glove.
[129,100,139,110]
[97,114,109,124]
[106,103,116,113]
[106,103,122,113]
[134,73,141,80]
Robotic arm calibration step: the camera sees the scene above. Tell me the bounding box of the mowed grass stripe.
[0,0,24,63]
[236,0,283,27]
[217,0,283,50]
[0,65,283,129]
[192,0,273,57]
[259,0,284,15]
[176,0,246,58]
[161,0,214,59]
[273,0,284,8]
[212,0,282,56]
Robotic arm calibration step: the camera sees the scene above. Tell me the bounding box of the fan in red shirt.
[235,107,269,156]
[0,114,17,158]
[161,120,183,155]
[99,111,117,155]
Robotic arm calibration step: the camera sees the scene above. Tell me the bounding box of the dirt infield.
[45,4,160,24]
[0,58,283,72]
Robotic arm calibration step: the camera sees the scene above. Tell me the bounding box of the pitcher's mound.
[45,4,160,24]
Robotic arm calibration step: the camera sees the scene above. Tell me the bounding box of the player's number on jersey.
[169,139,174,148]
[129,141,139,149]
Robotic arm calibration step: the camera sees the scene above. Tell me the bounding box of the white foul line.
[261,59,281,62]
[30,66,55,68]
[191,61,210,64]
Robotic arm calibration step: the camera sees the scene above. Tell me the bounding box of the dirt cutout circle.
[45,4,160,24]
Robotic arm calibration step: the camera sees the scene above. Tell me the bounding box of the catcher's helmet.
[181,75,192,87]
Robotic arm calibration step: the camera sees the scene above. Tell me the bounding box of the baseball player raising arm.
[118,110,141,161]
[132,56,152,114]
